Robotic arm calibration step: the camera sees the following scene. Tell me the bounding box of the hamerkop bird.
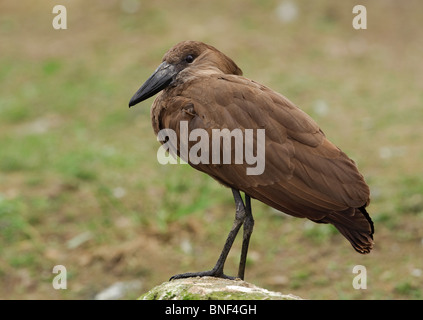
[129,40,374,280]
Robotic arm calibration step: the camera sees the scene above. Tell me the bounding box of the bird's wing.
[153,74,370,221]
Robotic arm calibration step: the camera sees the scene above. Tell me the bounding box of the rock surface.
[139,276,301,300]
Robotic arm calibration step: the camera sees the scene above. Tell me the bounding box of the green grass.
[0,0,422,299]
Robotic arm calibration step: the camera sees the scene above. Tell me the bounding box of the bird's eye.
[185,55,194,63]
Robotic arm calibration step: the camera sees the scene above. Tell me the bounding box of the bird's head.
[129,40,242,107]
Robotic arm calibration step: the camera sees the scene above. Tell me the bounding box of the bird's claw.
[170,269,236,281]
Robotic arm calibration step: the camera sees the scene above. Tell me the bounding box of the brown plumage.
[129,40,374,280]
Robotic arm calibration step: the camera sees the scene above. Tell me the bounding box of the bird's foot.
[170,269,236,281]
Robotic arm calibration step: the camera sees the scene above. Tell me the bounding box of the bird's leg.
[237,194,254,280]
[170,188,246,281]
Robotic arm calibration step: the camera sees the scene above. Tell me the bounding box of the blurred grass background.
[0,0,422,299]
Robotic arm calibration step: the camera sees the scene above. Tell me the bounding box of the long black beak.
[129,62,177,107]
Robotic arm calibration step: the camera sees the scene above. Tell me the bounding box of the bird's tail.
[318,206,374,254]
